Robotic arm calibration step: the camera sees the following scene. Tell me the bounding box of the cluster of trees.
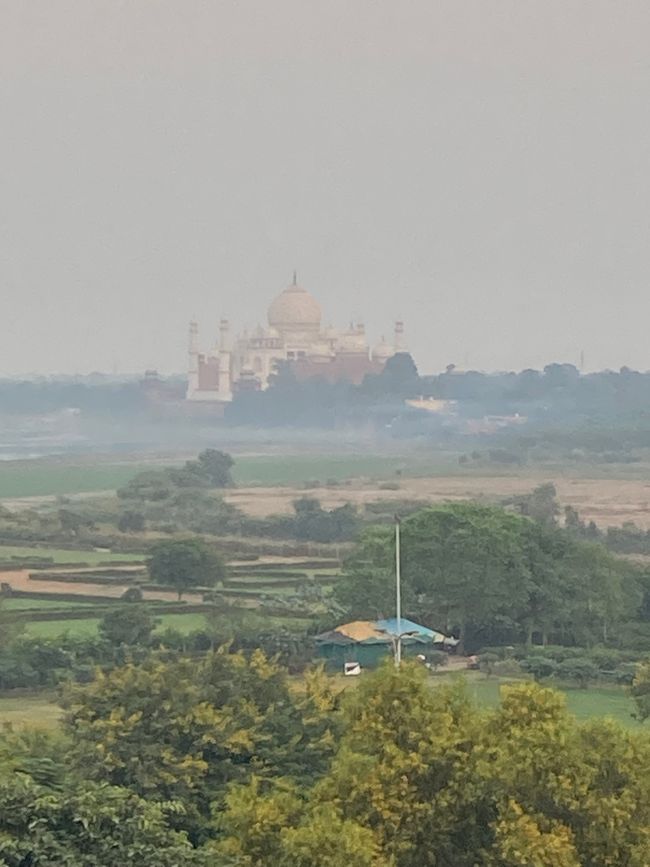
[337,501,649,652]
[225,354,421,428]
[0,377,147,415]
[223,355,650,436]
[118,449,234,502]
[243,497,361,544]
[2,654,650,864]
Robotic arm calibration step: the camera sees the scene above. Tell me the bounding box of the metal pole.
[395,516,401,669]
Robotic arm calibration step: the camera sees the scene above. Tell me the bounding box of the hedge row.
[0,561,94,572]
[6,599,216,623]
[29,570,145,585]
[228,559,340,574]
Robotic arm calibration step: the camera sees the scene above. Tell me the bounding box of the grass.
[231,454,431,486]
[438,673,641,729]
[0,462,149,498]
[21,610,314,639]
[8,450,650,501]
[0,452,454,499]
[23,618,103,638]
[0,694,62,730]
[0,545,143,564]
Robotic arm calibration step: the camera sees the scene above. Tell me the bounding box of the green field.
[231,454,438,486]
[23,618,103,638]
[0,694,61,729]
[0,452,453,499]
[22,610,313,639]
[448,675,641,729]
[0,544,143,564]
[0,462,150,498]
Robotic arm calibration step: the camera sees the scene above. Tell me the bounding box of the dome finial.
[292,269,297,286]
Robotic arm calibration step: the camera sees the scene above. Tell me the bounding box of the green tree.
[338,503,532,652]
[148,538,227,599]
[58,508,95,536]
[0,598,24,651]
[0,775,207,866]
[118,510,145,533]
[98,604,158,646]
[194,448,235,487]
[631,660,650,721]
[508,482,560,527]
[117,470,176,502]
[336,525,403,619]
[62,648,339,843]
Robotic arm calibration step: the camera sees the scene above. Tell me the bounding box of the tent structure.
[315,618,451,670]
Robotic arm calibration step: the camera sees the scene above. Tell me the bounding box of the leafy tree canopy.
[148,538,227,599]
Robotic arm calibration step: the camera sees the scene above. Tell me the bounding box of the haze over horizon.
[2,1,650,377]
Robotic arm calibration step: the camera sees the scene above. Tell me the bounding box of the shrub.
[492,659,524,678]
[521,656,559,681]
[479,651,500,676]
[557,656,599,688]
[428,651,448,670]
[98,605,158,647]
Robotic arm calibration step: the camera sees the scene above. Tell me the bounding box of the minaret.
[394,320,405,352]
[218,318,232,401]
[187,321,200,398]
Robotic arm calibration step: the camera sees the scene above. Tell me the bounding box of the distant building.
[314,618,450,669]
[186,274,406,403]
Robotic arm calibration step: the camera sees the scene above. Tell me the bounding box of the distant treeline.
[7,361,650,432]
[226,357,650,431]
[0,378,146,415]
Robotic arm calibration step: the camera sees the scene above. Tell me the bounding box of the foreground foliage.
[1,653,650,865]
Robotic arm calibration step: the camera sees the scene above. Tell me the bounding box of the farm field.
[0,545,143,564]
[0,452,432,499]
[7,451,650,530]
[228,474,650,529]
[21,610,313,639]
[0,462,151,499]
[0,693,62,730]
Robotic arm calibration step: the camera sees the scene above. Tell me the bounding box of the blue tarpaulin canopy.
[375,618,447,644]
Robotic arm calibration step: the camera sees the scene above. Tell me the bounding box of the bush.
[428,651,448,670]
[479,651,500,676]
[557,656,599,688]
[121,587,143,602]
[588,647,626,670]
[98,605,158,647]
[521,656,559,681]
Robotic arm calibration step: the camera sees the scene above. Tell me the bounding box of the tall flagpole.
[395,515,402,669]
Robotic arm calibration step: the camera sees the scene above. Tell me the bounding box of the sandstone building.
[186,275,405,403]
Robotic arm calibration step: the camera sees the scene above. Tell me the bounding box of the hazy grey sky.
[2,0,650,376]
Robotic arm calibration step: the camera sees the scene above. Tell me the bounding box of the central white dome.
[267,278,322,333]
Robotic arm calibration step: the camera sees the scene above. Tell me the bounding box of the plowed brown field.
[226,476,650,529]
